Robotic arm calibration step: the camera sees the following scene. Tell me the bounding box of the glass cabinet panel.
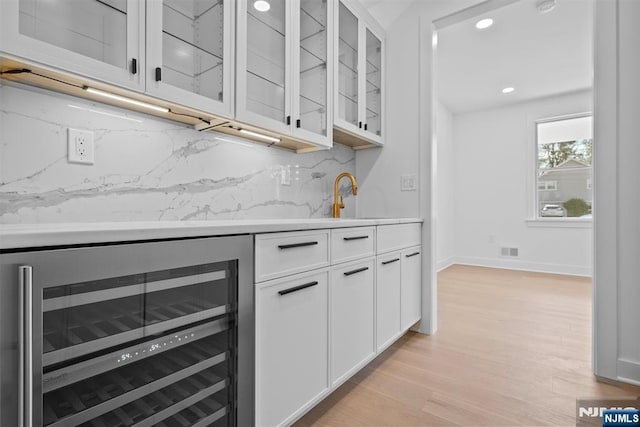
[41,261,235,365]
[365,29,382,137]
[40,260,238,426]
[18,0,128,70]
[161,0,225,101]
[246,0,287,122]
[337,3,359,128]
[298,0,328,137]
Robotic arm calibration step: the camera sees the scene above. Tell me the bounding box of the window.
[538,180,558,191]
[536,114,592,218]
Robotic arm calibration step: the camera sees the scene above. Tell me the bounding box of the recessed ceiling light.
[536,0,556,13]
[254,0,270,12]
[475,18,494,30]
[502,87,515,94]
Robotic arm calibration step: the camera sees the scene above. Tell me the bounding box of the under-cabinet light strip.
[83,87,170,113]
[238,128,280,143]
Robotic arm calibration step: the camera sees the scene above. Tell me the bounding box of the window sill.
[525,218,593,229]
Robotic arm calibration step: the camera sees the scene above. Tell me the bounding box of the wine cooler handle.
[19,265,33,427]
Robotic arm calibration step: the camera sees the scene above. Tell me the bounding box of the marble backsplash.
[0,83,356,224]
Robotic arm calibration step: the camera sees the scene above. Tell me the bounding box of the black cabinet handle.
[278,241,318,250]
[155,67,162,81]
[381,258,400,265]
[343,266,369,276]
[343,236,369,241]
[364,123,368,131]
[131,58,137,75]
[286,115,291,125]
[296,119,301,128]
[278,281,319,296]
[405,252,421,258]
[359,121,362,129]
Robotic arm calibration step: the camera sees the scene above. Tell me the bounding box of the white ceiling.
[358,0,415,30]
[436,0,593,114]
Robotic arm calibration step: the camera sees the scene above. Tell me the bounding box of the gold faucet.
[333,172,358,218]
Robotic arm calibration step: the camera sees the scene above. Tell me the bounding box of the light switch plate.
[401,174,417,191]
[68,128,94,164]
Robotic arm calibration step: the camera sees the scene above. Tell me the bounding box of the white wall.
[356,0,482,334]
[435,100,455,271]
[355,0,480,219]
[451,90,593,276]
[593,0,640,385]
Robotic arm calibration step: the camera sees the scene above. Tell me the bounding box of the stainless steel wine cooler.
[0,235,254,427]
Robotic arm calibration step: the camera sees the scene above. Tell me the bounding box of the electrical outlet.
[280,165,291,186]
[68,128,94,164]
[401,174,417,191]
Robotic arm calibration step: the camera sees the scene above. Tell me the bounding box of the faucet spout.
[333,172,358,218]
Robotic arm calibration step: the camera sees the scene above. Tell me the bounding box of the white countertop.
[0,218,423,250]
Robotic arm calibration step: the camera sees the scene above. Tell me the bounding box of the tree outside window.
[536,115,593,218]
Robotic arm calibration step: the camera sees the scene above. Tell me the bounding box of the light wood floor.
[295,265,640,426]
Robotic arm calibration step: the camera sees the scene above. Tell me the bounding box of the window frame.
[532,112,593,224]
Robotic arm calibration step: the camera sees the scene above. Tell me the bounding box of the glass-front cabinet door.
[236,0,291,134]
[336,2,359,129]
[236,0,332,148]
[364,28,382,139]
[146,0,234,118]
[292,0,333,147]
[334,0,384,146]
[0,0,144,91]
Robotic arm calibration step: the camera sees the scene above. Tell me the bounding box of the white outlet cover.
[68,128,94,164]
[401,174,417,191]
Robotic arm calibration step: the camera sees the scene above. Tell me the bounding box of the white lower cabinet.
[255,223,422,425]
[401,246,422,330]
[255,269,330,427]
[330,258,375,386]
[376,252,401,352]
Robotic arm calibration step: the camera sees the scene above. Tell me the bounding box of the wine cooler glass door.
[3,235,253,427]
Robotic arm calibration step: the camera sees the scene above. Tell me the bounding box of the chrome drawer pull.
[278,241,318,250]
[19,265,33,427]
[381,258,400,265]
[343,267,369,276]
[405,252,421,258]
[278,281,319,296]
[343,236,369,241]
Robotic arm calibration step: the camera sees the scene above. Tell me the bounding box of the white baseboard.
[453,256,592,277]
[436,256,456,272]
[617,359,640,385]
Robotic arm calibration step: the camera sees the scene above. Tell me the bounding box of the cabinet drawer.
[255,230,330,282]
[377,223,421,254]
[331,227,375,264]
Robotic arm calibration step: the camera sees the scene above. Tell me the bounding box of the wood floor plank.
[294,265,640,426]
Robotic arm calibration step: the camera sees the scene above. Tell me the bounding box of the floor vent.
[500,247,519,257]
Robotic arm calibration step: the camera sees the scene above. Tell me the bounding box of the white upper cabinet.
[364,27,382,140]
[0,0,145,91]
[336,2,359,130]
[294,0,332,146]
[236,0,333,148]
[334,0,384,146]
[146,0,234,118]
